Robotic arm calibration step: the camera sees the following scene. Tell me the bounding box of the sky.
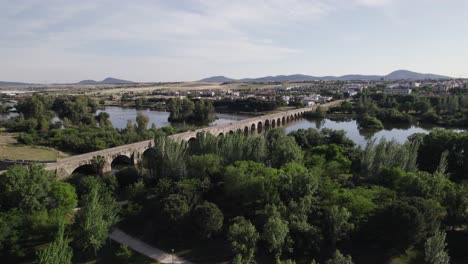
[1,0,467,83]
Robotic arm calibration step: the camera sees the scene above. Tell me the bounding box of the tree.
[36,220,73,264]
[192,202,224,239]
[75,182,119,256]
[324,206,354,253]
[266,129,303,168]
[96,112,112,128]
[51,182,78,214]
[136,112,149,132]
[0,164,54,213]
[161,194,190,223]
[424,230,450,264]
[365,197,445,250]
[278,162,319,201]
[289,128,325,148]
[228,217,260,263]
[90,155,106,176]
[187,154,224,181]
[262,211,289,259]
[325,250,354,264]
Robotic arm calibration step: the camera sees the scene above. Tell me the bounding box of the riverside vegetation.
[0,95,217,154]
[327,93,468,129]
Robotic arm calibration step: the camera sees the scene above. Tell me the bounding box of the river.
[99,106,460,147]
[284,117,443,147]
[95,106,253,129]
[2,106,463,147]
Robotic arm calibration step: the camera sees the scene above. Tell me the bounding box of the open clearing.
[0,144,69,161]
[0,133,69,161]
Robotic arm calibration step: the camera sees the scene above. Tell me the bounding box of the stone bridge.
[46,100,343,178]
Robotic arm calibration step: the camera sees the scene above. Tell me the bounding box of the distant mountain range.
[0,81,35,86]
[198,70,451,82]
[0,77,136,86]
[0,70,452,87]
[77,77,135,85]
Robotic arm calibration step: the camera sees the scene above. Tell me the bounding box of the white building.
[384,83,412,94]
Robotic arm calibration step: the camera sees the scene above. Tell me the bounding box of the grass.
[0,144,69,161]
[0,132,69,161]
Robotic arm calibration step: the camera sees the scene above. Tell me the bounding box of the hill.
[198,70,451,82]
[77,77,135,85]
[0,81,35,86]
[198,76,236,82]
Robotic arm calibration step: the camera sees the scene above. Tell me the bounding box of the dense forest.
[121,128,468,263]
[2,124,466,263]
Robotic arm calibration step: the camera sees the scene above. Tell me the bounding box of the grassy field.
[0,133,69,161]
[0,144,69,161]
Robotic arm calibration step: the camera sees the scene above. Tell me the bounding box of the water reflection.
[96,106,253,129]
[1,105,463,147]
[284,118,440,147]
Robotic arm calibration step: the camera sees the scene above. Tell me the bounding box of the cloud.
[3,0,461,82]
[2,0,332,81]
[354,0,394,7]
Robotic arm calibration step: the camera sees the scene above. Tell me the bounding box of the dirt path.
[109,228,193,264]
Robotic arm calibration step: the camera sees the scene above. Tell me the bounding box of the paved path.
[110,228,193,264]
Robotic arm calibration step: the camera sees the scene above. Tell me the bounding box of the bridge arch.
[141,148,157,173]
[218,132,224,137]
[282,116,286,125]
[71,164,97,176]
[257,121,263,133]
[264,119,270,130]
[251,123,256,134]
[244,126,249,136]
[111,155,133,167]
[277,118,281,127]
[272,119,276,128]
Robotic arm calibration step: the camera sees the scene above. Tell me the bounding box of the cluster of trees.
[2,94,173,154]
[330,93,468,128]
[167,98,216,124]
[0,164,120,263]
[119,127,467,263]
[213,97,286,113]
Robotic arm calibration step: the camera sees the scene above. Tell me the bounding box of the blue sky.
[1,0,467,83]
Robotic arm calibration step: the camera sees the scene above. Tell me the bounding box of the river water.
[284,118,439,147]
[95,106,253,129]
[3,106,463,147]
[98,107,459,147]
